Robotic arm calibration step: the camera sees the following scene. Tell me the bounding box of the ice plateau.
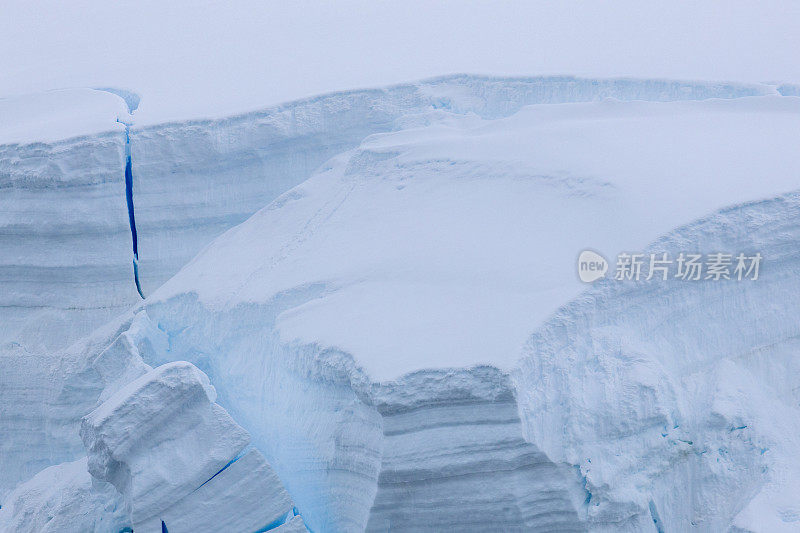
[1,76,800,532]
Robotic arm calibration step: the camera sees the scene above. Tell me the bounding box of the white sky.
[2,0,800,123]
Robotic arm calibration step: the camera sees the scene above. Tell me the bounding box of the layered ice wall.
[0,90,133,353]
[3,77,800,532]
[367,368,587,531]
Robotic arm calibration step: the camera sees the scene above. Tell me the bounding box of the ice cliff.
[2,76,800,532]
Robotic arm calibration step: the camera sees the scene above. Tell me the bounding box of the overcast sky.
[3,0,800,123]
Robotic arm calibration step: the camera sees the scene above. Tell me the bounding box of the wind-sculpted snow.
[151,93,800,380]
[515,193,800,531]
[0,75,782,355]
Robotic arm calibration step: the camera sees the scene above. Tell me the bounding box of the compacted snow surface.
[1,76,800,532]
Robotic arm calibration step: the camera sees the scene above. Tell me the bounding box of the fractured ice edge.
[1,76,800,532]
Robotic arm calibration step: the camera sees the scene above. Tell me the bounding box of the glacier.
[0,76,783,355]
[2,76,800,532]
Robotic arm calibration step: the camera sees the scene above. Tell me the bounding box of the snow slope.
[128,75,776,300]
[151,93,800,380]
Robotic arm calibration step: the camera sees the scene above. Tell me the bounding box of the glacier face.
[2,76,800,532]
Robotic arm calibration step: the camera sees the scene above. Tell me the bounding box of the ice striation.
[135,449,302,533]
[2,76,800,532]
[81,358,300,532]
[367,367,586,531]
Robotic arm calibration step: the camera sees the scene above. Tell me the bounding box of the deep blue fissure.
[122,123,145,299]
[648,499,665,533]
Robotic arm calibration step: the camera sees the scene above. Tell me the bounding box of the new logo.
[578,250,608,283]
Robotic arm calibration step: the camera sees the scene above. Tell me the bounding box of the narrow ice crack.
[94,87,145,299]
[100,86,145,299]
[123,123,145,299]
[648,499,665,533]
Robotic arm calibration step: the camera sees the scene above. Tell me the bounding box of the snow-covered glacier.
[2,76,800,532]
[0,76,780,354]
